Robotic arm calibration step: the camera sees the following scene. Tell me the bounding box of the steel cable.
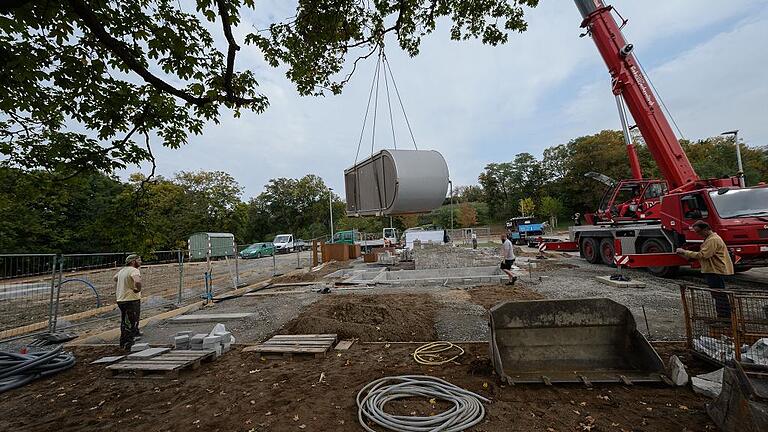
[0,345,76,394]
[357,375,490,432]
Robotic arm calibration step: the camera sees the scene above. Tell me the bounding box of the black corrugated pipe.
[0,345,76,393]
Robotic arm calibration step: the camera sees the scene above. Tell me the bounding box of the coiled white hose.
[357,375,490,432]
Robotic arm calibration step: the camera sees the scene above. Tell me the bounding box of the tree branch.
[215,0,240,100]
[66,0,262,107]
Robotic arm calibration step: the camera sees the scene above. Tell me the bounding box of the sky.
[134,0,768,199]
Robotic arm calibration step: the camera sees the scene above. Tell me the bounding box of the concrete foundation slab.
[595,275,646,289]
[169,313,255,323]
[338,266,505,285]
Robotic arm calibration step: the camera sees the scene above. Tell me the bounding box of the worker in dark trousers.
[114,254,143,350]
[500,235,517,286]
[676,221,734,318]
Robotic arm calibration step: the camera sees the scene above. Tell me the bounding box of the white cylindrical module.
[344,149,449,216]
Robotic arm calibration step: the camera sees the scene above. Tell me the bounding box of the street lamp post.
[721,130,745,187]
[328,187,334,240]
[449,180,454,230]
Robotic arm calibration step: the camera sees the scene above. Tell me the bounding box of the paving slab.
[127,347,171,359]
[169,313,255,323]
[90,355,125,365]
[595,275,646,289]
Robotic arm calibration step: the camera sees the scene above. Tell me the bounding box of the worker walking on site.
[500,235,517,286]
[675,221,734,318]
[114,254,143,351]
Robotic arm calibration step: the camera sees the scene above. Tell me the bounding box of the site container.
[188,232,236,260]
[344,149,449,216]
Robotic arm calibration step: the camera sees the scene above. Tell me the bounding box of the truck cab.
[273,234,295,253]
[660,186,768,268]
[506,217,545,246]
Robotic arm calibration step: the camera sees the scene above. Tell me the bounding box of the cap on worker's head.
[125,254,141,264]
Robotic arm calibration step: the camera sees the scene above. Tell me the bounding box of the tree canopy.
[1,0,538,176]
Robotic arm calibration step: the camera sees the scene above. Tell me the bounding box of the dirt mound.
[279,293,438,341]
[467,283,545,309]
[271,261,349,284]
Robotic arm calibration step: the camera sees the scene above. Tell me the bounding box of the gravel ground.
[431,288,489,341]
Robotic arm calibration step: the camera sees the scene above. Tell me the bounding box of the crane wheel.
[640,238,679,278]
[599,238,616,267]
[581,237,601,264]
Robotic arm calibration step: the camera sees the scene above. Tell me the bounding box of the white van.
[273,234,295,253]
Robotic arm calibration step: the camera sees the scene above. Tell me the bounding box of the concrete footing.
[595,275,646,289]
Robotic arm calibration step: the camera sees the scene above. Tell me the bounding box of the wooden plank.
[270,334,337,339]
[108,363,181,371]
[258,344,333,350]
[169,313,254,323]
[260,341,333,348]
[245,345,328,354]
[334,340,355,351]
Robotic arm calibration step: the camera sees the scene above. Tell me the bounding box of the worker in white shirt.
[500,235,517,285]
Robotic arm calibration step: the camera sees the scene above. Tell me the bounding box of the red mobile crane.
[542,0,768,276]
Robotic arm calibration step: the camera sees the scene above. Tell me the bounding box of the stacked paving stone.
[172,328,232,357]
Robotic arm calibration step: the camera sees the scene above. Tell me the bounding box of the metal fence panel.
[680,285,768,365]
[0,254,57,341]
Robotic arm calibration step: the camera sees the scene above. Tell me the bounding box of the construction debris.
[707,363,768,432]
[667,355,689,386]
[692,369,724,398]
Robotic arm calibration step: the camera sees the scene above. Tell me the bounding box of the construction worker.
[500,235,517,286]
[675,220,734,318]
[114,254,143,350]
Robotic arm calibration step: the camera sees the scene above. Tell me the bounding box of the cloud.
[131,0,768,199]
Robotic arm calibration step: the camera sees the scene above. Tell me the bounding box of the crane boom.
[575,0,698,190]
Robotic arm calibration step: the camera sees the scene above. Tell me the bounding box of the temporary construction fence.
[447,226,492,244]
[1,246,311,344]
[680,284,768,366]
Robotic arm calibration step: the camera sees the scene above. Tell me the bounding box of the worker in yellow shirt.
[676,220,734,318]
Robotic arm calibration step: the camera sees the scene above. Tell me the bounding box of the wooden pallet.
[106,350,216,379]
[243,334,338,359]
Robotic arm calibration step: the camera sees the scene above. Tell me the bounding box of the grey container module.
[344,149,449,216]
[188,232,236,260]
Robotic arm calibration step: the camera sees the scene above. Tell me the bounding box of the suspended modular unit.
[489,298,667,385]
[345,149,449,216]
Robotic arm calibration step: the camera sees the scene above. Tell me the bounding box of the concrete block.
[173,335,190,349]
[668,355,689,386]
[222,342,231,353]
[203,335,222,345]
[190,334,206,344]
[214,332,232,343]
[130,343,150,352]
[595,275,646,289]
[127,347,171,359]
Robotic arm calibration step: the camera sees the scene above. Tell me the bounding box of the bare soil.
[467,283,545,310]
[0,343,716,432]
[278,293,439,341]
[271,261,349,284]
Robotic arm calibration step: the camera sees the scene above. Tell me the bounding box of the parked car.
[239,242,275,259]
